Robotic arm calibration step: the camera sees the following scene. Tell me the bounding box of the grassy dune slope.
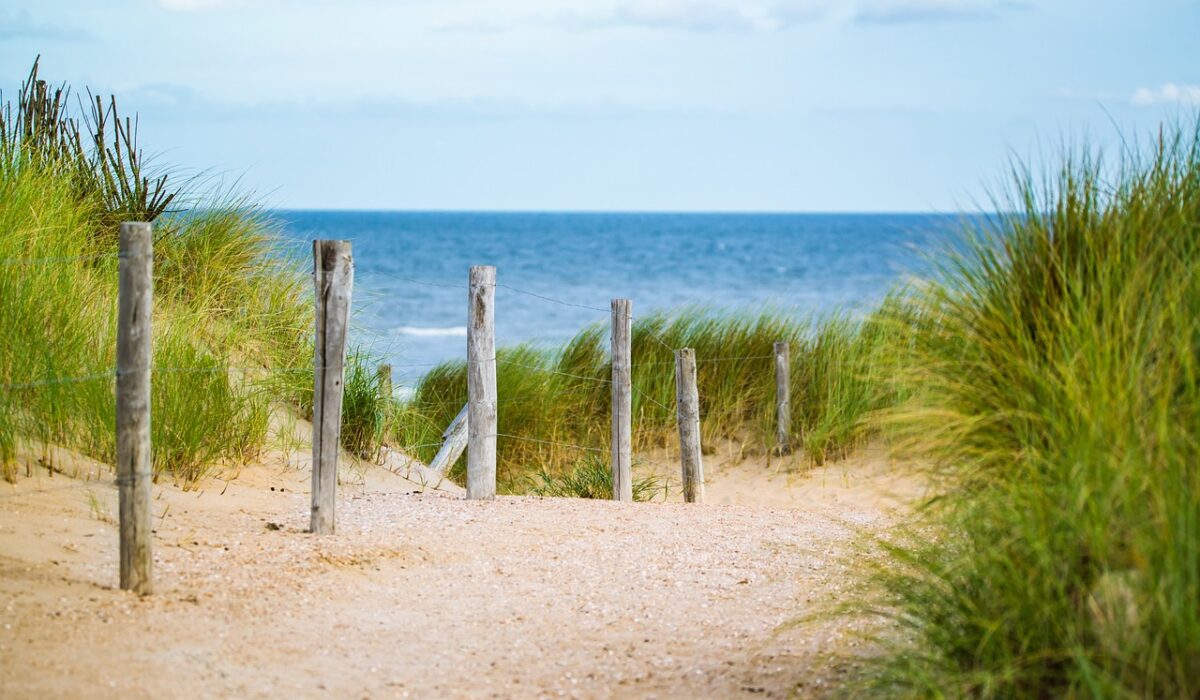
[0,63,311,483]
[869,124,1200,697]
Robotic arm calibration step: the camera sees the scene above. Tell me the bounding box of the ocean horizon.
[274,210,970,386]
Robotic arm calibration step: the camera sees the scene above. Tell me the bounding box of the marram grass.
[861,121,1200,697]
[390,307,897,492]
[525,455,669,502]
[0,166,316,484]
[0,65,313,484]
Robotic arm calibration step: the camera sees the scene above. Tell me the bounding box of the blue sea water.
[274,211,963,388]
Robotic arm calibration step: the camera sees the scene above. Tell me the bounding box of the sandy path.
[0,446,922,699]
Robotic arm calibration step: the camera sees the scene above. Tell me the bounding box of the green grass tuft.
[526,455,669,502]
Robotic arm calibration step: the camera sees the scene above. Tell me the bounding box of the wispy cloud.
[1131,83,1200,106]
[556,1,829,32]
[854,0,1027,25]
[0,9,87,40]
[436,0,831,34]
[117,82,706,122]
[156,0,233,10]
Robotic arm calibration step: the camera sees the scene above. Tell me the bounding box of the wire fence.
[392,273,682,353]
[0,372,115,391]
[493,433,605,453]
[362,268,752,464]
[0,220,813,601]
[0,252,124,265]
[1,250,789,480]
[0,364,419,392]
[0,253,202,269]
[495,283,611,314]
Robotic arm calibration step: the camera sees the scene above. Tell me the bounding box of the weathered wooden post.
[116,222,154,594]
[311,240,353,535]
[675,348,704,504]
[611,299,633,502]
[377,363,393,401]
[467,265,497,499]
[429,403,469,473]
[774,341,791,455]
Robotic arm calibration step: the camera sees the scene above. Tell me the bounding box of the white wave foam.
[393,325,468,337]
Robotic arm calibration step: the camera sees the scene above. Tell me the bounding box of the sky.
[1,0,1198,212]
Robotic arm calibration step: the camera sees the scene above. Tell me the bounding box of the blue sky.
[1,0,1197,211]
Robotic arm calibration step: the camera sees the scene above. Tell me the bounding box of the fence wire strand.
[393,275,465,290]
[389,440,451,453]
[636,353,776,367]
[630,384,674,413]
[634,325,680,354]
[0,372,114,391]
[0,252,124,265]
[492,433,604,453]
[494,283,610,314]
[497,360,612,385]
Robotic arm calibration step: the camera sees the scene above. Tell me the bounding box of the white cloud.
[157,0,231,9]
[854,0,1026,24]
[1131,83,1200,106]
[431,0,1038,33]
[560,0,827,32]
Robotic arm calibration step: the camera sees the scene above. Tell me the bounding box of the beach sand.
[0,435,925,699]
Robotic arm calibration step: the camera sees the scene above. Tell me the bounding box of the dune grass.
[0,60,423,484]
[0,63,314,484]
[865,122,1200,697]
[0,165,315,484]
[390,307,895,492]
[525,455,669,502]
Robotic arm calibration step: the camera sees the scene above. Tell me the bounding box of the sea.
[274,211,965,388]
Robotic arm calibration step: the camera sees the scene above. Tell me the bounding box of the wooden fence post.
[116,222,154,594]
[675,348,704,504]
[377,363,393,401]
[611,299,633,502]
[311,240,353,535]
[467,265,497,499]
[774,341,791,455]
